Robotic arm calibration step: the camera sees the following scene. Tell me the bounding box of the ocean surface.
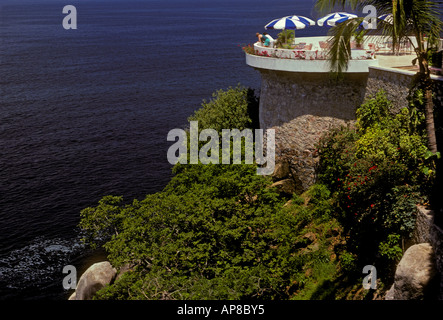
[0,0,325,299]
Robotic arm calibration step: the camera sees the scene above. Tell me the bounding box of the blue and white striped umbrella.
[317,12,358,27]
[326,15,359,27]
[378,14,393,24]
[265,15,315,30]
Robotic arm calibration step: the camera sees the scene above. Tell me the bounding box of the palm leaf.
[326,18,367,75]
[314,0,361,13]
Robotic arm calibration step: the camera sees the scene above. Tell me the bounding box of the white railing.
[252,35,420,59]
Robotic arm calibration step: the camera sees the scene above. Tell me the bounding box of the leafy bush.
[276,30,295,48]
[339,251,357,273]
[242,44,256,55]
[304,184,333,221]
[317,90,434,262]
[188,85,259,133]
[81,167,344,300]
[379,234,403,262]
[85,164,287,300]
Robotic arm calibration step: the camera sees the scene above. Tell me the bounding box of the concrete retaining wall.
[365,66,443,112]
[255,65,443,192]
[257,70,368,190]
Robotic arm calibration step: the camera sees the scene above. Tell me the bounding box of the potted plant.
[276,29,295,49]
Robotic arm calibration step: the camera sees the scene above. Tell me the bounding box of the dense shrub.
[317,90,435,262]
[83,164,289,300]
[188,85,259,133]
[80,181,343,300]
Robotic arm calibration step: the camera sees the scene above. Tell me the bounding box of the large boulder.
[272,161,291,181]
[386,243,439,300]
[270,178,296,196]
[69,261,117,300]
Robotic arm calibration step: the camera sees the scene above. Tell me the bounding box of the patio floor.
[376,52,417,70]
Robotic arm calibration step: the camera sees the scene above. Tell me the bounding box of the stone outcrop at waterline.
[69,261,116,300]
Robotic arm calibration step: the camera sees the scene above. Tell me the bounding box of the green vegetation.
[79,86,436,300]
[315,0,442,153]
[317,89,435,280]
[275,30,295,49]
[80,86,342,300]
[188,85,259,133]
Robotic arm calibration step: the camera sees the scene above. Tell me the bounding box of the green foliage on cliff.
[79,86,342,300]
[79,88,433,300]
[317,89,435,272]
[188,85,259,132]
[81,174,342,299]
[89,166,283,299]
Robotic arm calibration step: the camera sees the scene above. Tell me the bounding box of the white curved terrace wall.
[246,52,379,73]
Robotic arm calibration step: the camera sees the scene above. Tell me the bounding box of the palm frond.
[326,18,367,75]
[314,0,361,14]
[315,0,393,15]
[317,0,443,73]
[409,0,443,50]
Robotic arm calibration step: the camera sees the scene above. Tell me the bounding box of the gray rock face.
[413,206,434,244]
[272,161,290,181]
[69,261,117,300]
[386,243,439,300]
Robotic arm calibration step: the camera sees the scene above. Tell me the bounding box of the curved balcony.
[246,36,381,73]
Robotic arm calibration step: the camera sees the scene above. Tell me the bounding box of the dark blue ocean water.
[0,0,324,299]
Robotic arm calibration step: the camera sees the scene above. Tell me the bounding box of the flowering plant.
[241,44,256,55]
[317,90,434,259]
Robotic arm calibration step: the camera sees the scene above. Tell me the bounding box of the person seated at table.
[256,32,270,47]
